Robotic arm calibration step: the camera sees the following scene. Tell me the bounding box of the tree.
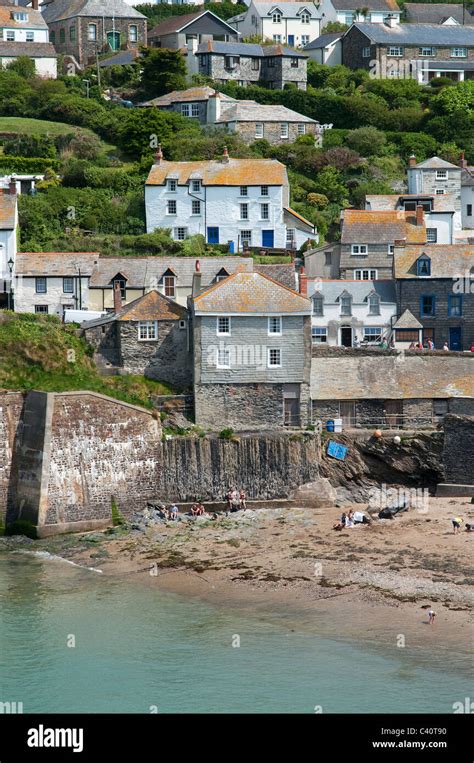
[432,81,474,116]
[315,166,348,205]
[7,56,36,79]
[321,22,348,33]
[114,108,200,158]
[346,126,387,157]
[139,48,187,99]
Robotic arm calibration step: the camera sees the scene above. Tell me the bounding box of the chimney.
[415,204,424,227]
[299,266,308,296]
[192,260,202,297]
[113,281,122,313]
[32,0,39,9]
[155,144,163,165]
[8,180,17,195]
[408,154,417,168]
[460,151,468,169]
[385,14,398,28]
[207,91,221,124]
[221,145,229,164]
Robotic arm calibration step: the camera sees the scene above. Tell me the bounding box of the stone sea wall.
[442,414,474,486]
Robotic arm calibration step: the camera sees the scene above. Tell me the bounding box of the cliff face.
[159,432,321,502]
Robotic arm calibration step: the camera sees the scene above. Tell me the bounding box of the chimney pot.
[408,154,417,168]
[460,151,467,169]
[32,0,39,9]
[155,144,163,164]
[299,266,308,296]
[113,281,122,313]
[195,259,200,272]
[415,204,424,227]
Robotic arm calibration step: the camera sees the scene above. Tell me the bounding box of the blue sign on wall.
[327,440,348,461]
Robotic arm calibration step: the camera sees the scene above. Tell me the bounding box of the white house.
[306,278,397,347]
[304,32,342,64]
[145,147,317,251]
[228,2,321,48]
[14,252,98,317]
[0,0,57,78]
[461,159,474,232]
[317,0,401,27]
[0,186,18,309]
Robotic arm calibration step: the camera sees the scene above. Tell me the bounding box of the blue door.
[207,227,219,244]
[449,327,462,351]
[288,35,295,46]
[262,230,274,248]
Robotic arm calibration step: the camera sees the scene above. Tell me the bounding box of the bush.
[219,427,235,440]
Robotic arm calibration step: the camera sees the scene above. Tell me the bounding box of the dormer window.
[113,275,126,300]
[340,295,352,316]
[417,256,431,276]
[272,12,282,23]
[13,12,28,22]
[167,179,177,192]
[191,180,201,192]
[163,272,176,298]
[216,268,230,282]
[300,12,310,23]
[312,295,323,316]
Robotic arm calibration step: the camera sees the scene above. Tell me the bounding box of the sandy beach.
[20,494,473,656]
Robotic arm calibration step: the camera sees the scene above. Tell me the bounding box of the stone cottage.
[82,289,192,387]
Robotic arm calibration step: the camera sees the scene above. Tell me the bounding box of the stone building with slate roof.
[403,3,474,26]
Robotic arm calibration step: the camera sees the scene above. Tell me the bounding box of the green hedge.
[0,156,60,172]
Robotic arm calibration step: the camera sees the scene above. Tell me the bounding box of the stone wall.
[442,414,474,485]
[0,392,24,525]
[119,320,192,387]
[234,120,318,144]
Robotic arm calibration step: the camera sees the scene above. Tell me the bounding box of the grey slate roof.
[253,2,321,17]
[0,40,57,57]
[414,156,460,169]
[254,263,297,290]
[217,100,317,124]
[98,49,140,67]
[196,40,306,57]
[462,167,474,186]
[307,279,397,304]
[404,3,474,25]
[42,0,146,23]
[350,21,474,45]
[393,309,423,330]
[89,256,253,289]
[427,61,474,69]
[330,0,400,9]
[15,251,98,276]
[304,33,342,50]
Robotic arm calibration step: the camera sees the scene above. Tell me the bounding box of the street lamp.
[7,257,14,311]
[82,79,90,98]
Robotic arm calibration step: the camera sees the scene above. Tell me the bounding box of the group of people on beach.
[408,339,450,351]
[452,516,474,533]
[332,510,369,531]
[226,489,247,513]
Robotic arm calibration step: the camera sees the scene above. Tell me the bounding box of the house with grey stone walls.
[196,40,308,89]
[42,0,147,69]
[148,10,239,50]
[394,242,474,351]
[82,288,192,387]
[190,269,312,430]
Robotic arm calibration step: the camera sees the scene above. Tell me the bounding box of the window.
[312,295,323,316]
[260,203,269,220]
[420,295,436,317]
[63,277,74,294]
[435,188,446,195]
[60,28,65,43]
[164,275,176,298]
[217,317,231,335]
[167,200,177,215]
[35,305,48,314]
[368,294,380,315]
[6,31,15,41]
[70,26,76,41]
[280,123,289,139]
[301,12,310,23]
[325,252,332,266]
[35,277,47,294]
[426,228,437,243]
[354,269,377,280]
[388,244,394,254]
[291,57,299,68]
[312,327,327,344]
[351,244,368,255]
[448,295,462,317]
[240,230,252,247]
[255,123,264,138]
[364,327,383,343]
[268,348,282,367]
[113,278,126,300]
[297,123,306,135]
[268,316,282,335]
[272,12,281,23]
[435,170,447,180]
[179,320,186,330]
[191,103,199,118]
[129,25,138,43]
[340,296,351,315]
[138,321,157,341]
[273,34,282,42]
[192,200,201,215]
[451,47,467,58]
[191,180,201,192]
[167,179,177,192]
[286,228,296,246]
[387,46,403,56]
[467,204,472,217]
[301,35,310,45]
[13,12,28,21]
[417,256,431,276]
[344,13,354,24]
[261,185,269,197]
[88,23,97,41]
[267,57,275,68]
[419,47,434,56]
[240,203,249,220]
[251,58,259,70]
[396,329,419,342]
[181,104,191,117]
[50,31,55,42]
[26,31,34,42]
[225,55,239,69]
[240,186,248,196]
[217,348,231,368]
[174,227,187,241]
[362,46,371,58]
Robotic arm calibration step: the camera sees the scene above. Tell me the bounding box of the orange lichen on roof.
[193,271,310,314]
[394,244,474,278]
[146,158,287,187]
[116,289,186,321]
[285,207,314,228]
[0,193,16,229]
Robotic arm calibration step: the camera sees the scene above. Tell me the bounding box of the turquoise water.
[0,554,471,714]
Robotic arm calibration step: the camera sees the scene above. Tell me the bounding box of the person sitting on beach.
[231,489,239,512]
[226,490,233,512]
[195,503,205,516]
[465,523,474,533]
[169,505,179,520]
[239,489,247,510]
[345,510,355,528]
[191,503,199,516]
[333,512,347,531]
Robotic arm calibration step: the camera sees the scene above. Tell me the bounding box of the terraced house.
[342,21,474,81]
[0,0,56,77]
[228,2,321,48]
[42,0,146,69]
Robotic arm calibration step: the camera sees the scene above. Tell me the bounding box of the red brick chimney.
[460,151,468,169]
[221,145,229,164]
[415,204,424,227]
[155,144,163,165]
[408,154,417,168]
[299,266,308,296]
[113,281,122,313]
[8,180,16,195]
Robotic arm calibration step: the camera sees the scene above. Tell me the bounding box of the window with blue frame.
[420,295,436,317]
[448,295,462,316]
[417,256,431,276]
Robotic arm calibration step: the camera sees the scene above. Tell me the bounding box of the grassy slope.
[0,117,117,153]
[0,312,177,407]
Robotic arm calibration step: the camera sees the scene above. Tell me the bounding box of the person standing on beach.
[428,609,436,625]
[452,516,463,534]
